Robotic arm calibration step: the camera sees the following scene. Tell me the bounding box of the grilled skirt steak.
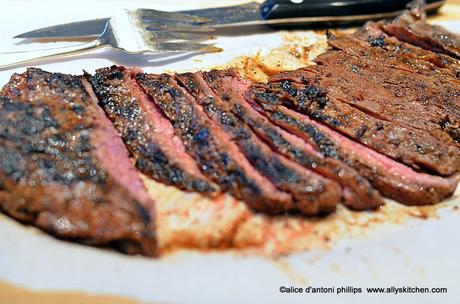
[249,88,457,205]
[262,76,460,176]
[313,49,460,144]
[0,0,459,257]
[88,66,218,194]
[177,70,342,215]
[0,68,157,256]
[186,69,383,211]
[136,72,294,214]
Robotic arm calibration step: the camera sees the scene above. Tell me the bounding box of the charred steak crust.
[0,68,156,256]
[88,66,217,194]
[249,87,457,205]
[175,72,326,213]
[196,70,341,215]
[135,72,294,215]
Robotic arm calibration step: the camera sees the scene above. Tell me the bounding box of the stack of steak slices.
[0,4,459,256]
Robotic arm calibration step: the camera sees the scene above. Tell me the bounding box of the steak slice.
[249,88,458,205]
[381,2,460,59]
[0,68,156,256]
[344,21,460,80]
[88,66,217,194]
[272,61,460,145]
[135,72,293,215]
[315,34,460,142]
[176,70,342,215]
[318,41,460,115]
[177,70,382,211]
[263,76,460,175]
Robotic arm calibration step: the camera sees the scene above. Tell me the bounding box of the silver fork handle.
[0,39,105,70]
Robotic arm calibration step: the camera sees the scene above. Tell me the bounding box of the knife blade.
[14,18,110,39]
[14,0,445,39]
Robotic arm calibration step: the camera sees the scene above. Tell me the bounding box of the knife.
[15,0,445,39]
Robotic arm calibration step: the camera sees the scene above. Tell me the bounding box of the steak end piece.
[318,34,460,144]
[0,68,157,256]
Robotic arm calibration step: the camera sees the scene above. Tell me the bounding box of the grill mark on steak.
[195,69,343,215]
[250,88,457,205]
[0,68,156,256]
[135,72,293,215]
[380,2,460,59]
[87,66,218,194]
[262,76,460,175]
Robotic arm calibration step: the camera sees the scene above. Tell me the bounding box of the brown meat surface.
[0,68,157,256]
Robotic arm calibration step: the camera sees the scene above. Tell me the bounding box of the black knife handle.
[260,0,443,19]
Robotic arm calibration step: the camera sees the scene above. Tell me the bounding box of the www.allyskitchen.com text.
[279,285,447,295]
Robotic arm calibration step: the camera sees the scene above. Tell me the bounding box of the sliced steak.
[272,61,460,145]
[177,70,382,211]
[348,21,460,79]
[315,50,460,142]
[88,66,217,194]
[381,3,460,59]
[249,88,458,205]
[323,33,460,100]
[176,70,342,215]
[315,33,460,142]
[0,68,156,256]
[263,75,460,175]
[135,72,293,215]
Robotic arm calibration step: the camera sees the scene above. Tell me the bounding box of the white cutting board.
[0,1,460,303]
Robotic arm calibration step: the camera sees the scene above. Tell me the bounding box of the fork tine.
[139,8,209,24]
[151,42,222,53]
[143,20,215,33]
[147,31,215,42]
